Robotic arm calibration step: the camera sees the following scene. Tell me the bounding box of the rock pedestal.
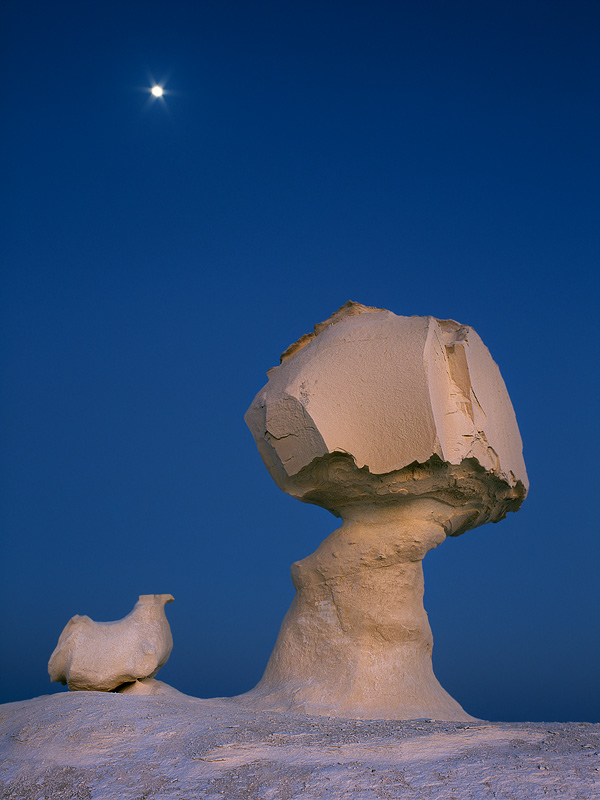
[240,302,528,720]
[246,500,464,720]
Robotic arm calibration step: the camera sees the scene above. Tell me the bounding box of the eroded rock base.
[237,500,475,721]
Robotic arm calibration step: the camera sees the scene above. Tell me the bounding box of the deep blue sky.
[2,0,599,722]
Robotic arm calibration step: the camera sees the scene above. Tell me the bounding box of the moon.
[151,85,164,98]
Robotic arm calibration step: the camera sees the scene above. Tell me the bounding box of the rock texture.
[246,301,527,501]
[48,594,174,692]
[241,302,528,721]
[1,693,598,800]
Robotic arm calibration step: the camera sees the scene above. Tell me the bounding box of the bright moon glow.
[151,85,164,98]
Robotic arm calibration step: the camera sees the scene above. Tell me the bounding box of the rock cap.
[246,302,527,530]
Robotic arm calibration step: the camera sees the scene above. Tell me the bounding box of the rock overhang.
[245,302,528,532]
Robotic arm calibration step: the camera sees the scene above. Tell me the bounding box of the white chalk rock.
[240,303,528,720]
[115,677,185,697]
[246,301,527,523]
[48,594,174,692]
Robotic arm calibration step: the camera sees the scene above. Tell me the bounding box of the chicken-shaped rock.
[48,594,174,692]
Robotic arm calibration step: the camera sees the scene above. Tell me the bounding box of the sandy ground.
[1,691,598,799]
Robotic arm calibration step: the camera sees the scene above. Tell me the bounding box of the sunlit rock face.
[240,302,528,721]
[48,594,174,692]
[245,301,527,525]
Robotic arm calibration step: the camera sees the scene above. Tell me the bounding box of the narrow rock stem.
[239,499,475,721]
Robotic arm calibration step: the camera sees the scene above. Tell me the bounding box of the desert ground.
[1,691,598,799]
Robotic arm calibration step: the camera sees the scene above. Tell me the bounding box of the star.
[151,85,164,98]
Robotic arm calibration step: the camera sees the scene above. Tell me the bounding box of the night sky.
[2,1,599,722]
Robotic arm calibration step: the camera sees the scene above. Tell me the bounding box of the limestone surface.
[246,301,528,511]
[1,693,598,800]
[48,594,174,692]
[242,302,528,721]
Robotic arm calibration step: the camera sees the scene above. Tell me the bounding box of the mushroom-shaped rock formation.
[241,302,528,721]
[48,594,174,692]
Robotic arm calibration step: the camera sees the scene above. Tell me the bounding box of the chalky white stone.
[241,302,528,720]
[48,594,174,692]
